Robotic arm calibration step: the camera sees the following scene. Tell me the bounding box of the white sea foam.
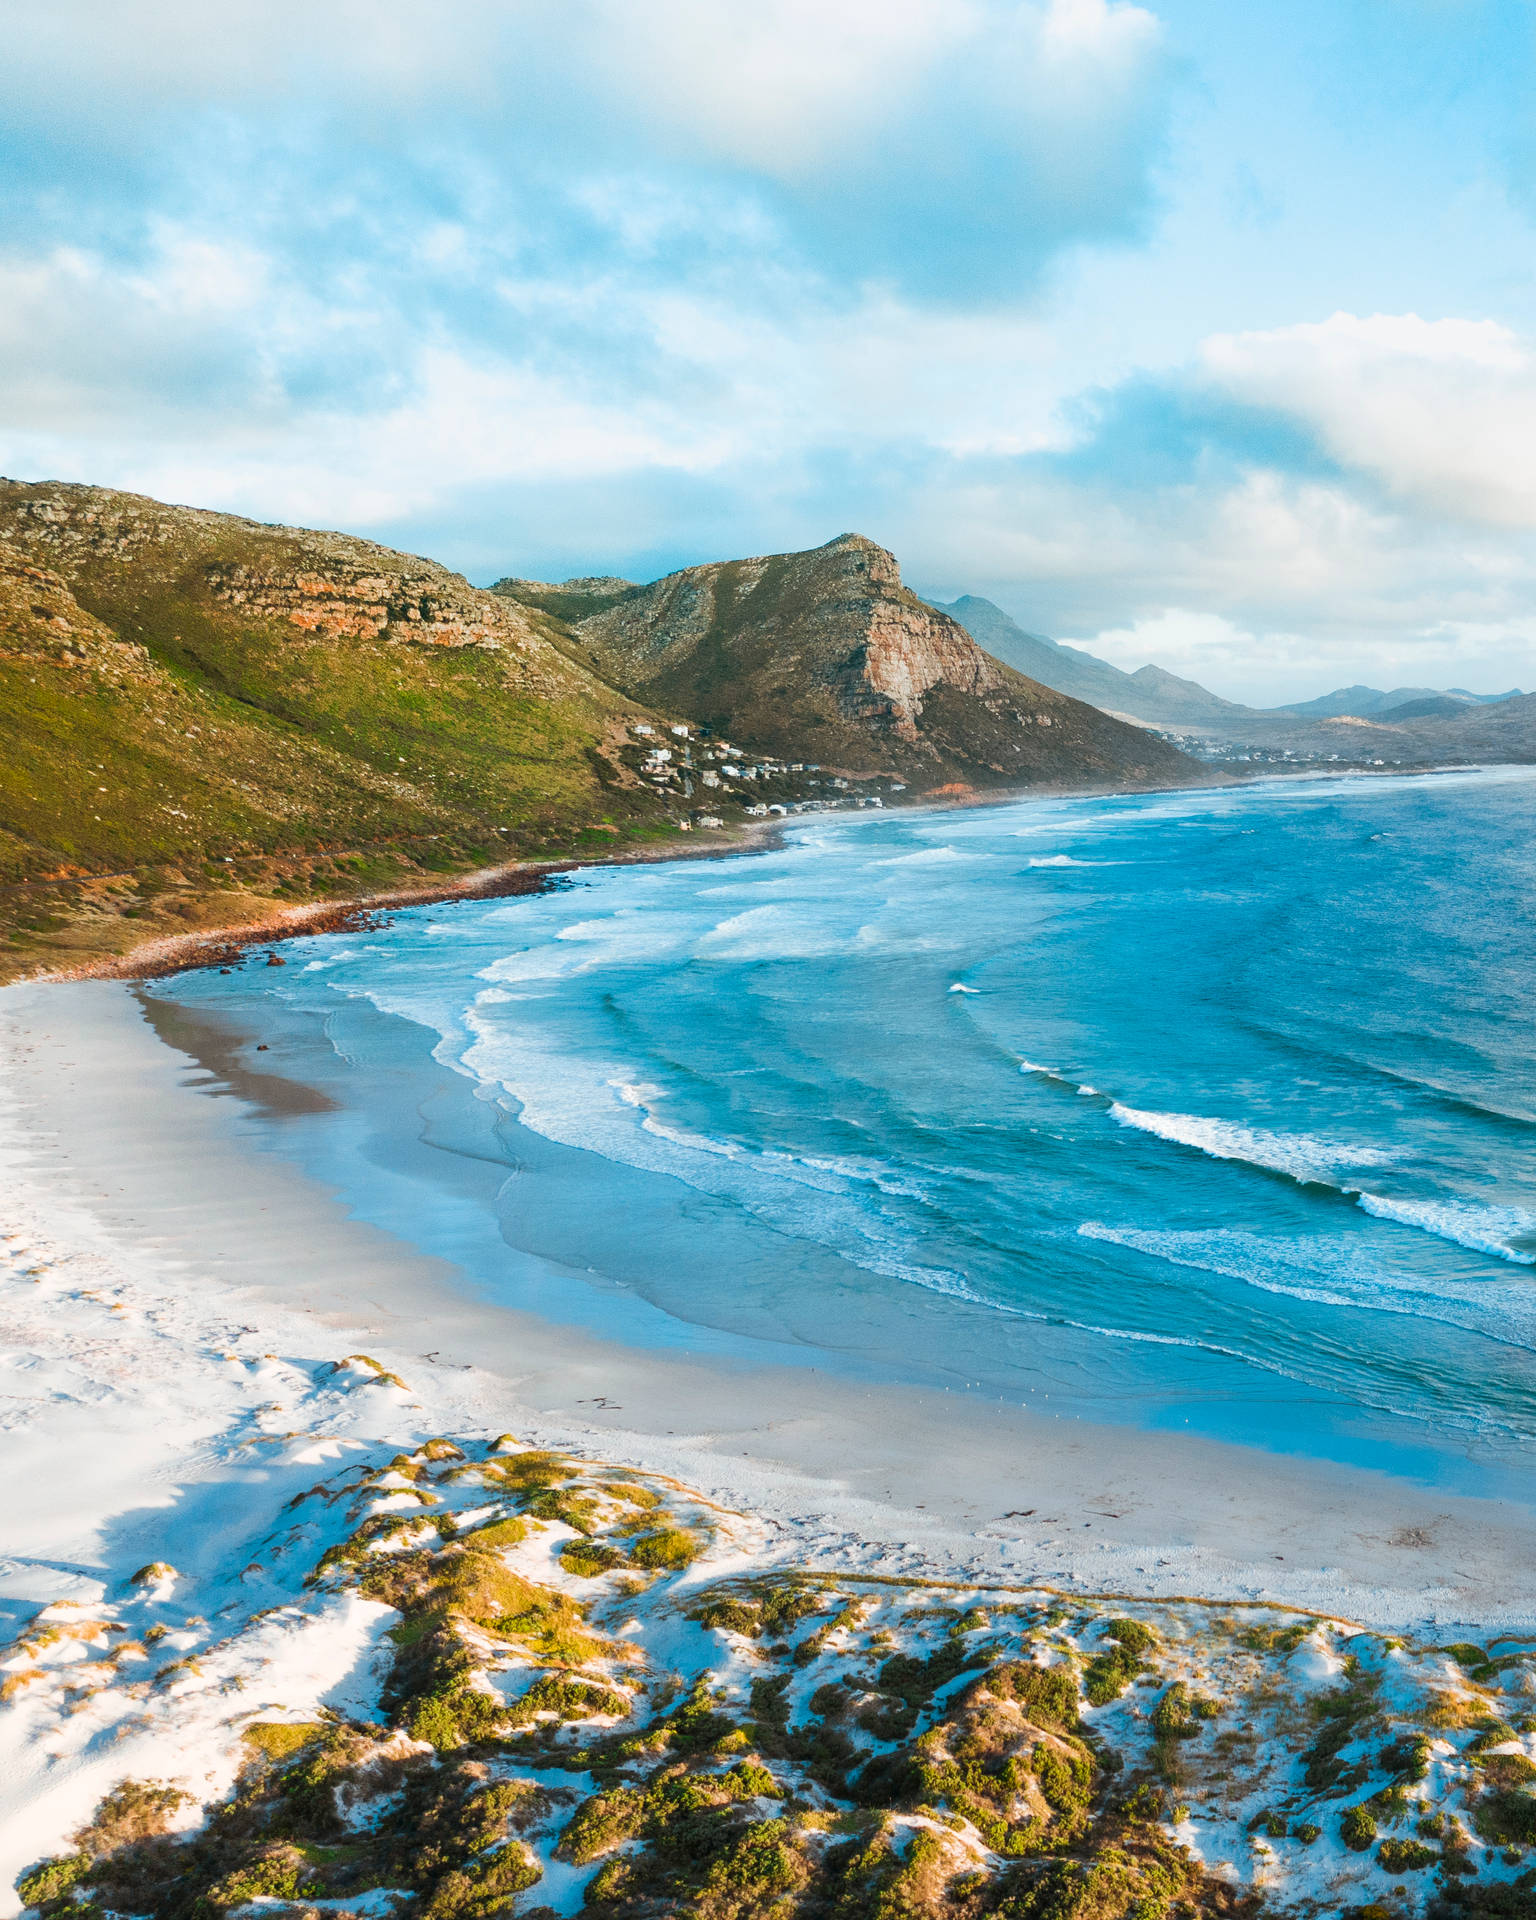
[1108,1103,1399,1184]
[698,903,867,961]
[879,844,970,865]
[1025,854,1108,867]
[1019,1059,1095,1095]
[1357,1193,1536,1265]
[949,983,981,994]
[1105,1106,1536,1265]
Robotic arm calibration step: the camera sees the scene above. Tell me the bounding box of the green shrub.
[418,1842,542,1918]
[602,1480,662,1508]
[1120,1784,1167,1822]
[1034,1742,1093,1815]
[487,1450,571,1492]
[700,1820,805,1901]
[205,1844,317,1908]
[405,1681,505,1749]
[1484,1755,1536,1789]
[692,1596,761,1636]
[1477,1791,1536,1846]
[1445,1642,1488,1670]
[723,1760,781,1800]
[1293,1822,1321,1844]
[1101,1618,1158,1655]
[17,1854,92,1907]
[1342,1805,1379,1851]
[1379,1837,1439,1872]
[1379,1732,1432,1782]
[986,1661,1079,1729]
[76,1778,192,1853]
[557,1787,647,1863]
[526,1488,602,1534]
[1152,1683,1201,1739]
[461,1514,527,1552]
[559,1539,627,1578]
[657,1677,736,1750]
[1084,1643,1143,1706]
[240,1720,325,1761]
[513,1674,629,1723]
[1301,1679,1378,1791]
[629,1526,700,1570]
[1241,1619,1313,1654]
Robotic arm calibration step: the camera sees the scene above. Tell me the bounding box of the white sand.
[3,976,1535,1667]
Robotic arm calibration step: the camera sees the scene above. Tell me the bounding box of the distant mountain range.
[926,595,1249,727]
[1271,684,1522,720]
[929,593,1525,734]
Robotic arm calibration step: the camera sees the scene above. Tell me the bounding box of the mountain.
[1373,695,1480,722]
[0,480,679,978]
[1407,691,1536,760]
[1275,684,1523,718]
[931,598,1531,743]
[499,537,1204,793]
[926,594,1252,727]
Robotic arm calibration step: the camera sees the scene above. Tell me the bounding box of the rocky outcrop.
[0,541,153,679]
[559,533,1203,791]
[0,481,554,670]
[202,559,527,650]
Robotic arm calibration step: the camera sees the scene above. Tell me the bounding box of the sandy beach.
[4,975,1534,1640]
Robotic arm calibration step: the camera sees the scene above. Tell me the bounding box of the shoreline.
[16,757,1502,990]
[17,816,790,986]
[4,974,1535,1638]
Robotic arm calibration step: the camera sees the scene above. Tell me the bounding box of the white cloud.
[1202,312,1536,528]
[0,0,1176,302]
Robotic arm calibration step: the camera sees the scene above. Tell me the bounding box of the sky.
[3,1,1535,703]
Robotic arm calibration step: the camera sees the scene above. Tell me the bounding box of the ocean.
[148,767,1536,1501]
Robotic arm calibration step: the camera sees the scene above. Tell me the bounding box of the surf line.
[1014,1063,1536,1267]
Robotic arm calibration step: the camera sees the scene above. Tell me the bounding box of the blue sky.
[3,0,1535,702]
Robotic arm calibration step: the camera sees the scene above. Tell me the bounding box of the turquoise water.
[152,768,1536,1497]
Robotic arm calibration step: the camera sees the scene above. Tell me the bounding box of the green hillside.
[0,483,675,980]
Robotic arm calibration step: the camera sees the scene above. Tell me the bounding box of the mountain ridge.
[499,535,1203,793]
[925,593,1254,726]
[929,592,1526,732]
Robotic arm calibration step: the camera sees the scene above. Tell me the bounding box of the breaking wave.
[1107,1104,1399,1185]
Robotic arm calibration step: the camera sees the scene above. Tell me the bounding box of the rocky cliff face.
[0,482,568,682]
[201,559,520,650]
[551,533,1202,792]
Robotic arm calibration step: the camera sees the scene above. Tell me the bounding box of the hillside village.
[620,722,905,829]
